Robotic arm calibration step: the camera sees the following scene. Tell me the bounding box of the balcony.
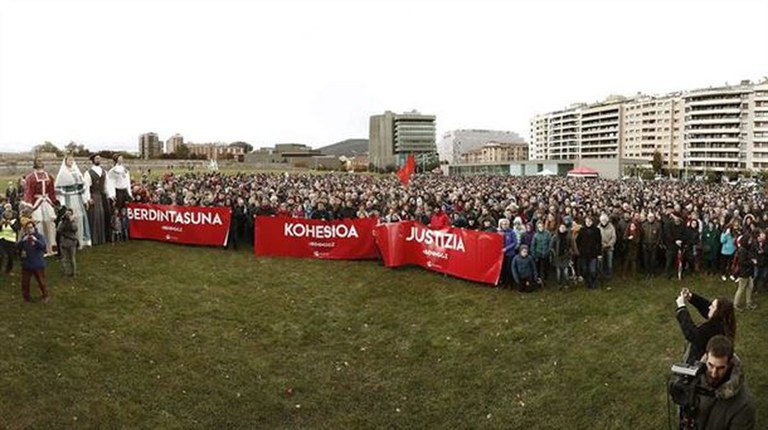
[686,107,742,115]
[685,128,740,135]
[683,146,740,153]
[686,98,742,107]
[685,137,740,143]
[685,117,741,125]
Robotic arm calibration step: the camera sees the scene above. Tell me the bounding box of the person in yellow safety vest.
[0,204,18,275]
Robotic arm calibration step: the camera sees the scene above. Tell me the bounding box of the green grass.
[0,242,764,429]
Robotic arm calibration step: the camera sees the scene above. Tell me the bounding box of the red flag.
[397,154,416,186]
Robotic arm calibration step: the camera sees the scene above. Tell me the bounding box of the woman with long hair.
[675,288,737,364]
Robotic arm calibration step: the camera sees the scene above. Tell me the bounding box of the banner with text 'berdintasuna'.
[127,203,232,247]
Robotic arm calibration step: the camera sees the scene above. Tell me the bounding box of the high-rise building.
[529,78,768,173]
[682,81,768,174]
[139,132,163,159]
[754,81,768,170]
[437,129,525,164]
[580,97,624,159]
[622,94,684,168]
[369,110,436,170]
[166,133,184,154]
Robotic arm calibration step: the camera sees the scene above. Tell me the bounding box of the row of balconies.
[685,128,740,134]
[581,117,619,127]
[685,137,740,143]
[685,116,741,123]
[686,96,744,106]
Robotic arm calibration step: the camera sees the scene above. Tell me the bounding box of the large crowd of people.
[1,156,767,305]
[0,156,760,427]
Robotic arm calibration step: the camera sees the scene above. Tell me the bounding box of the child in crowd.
[120,207,129,240]
[111,208,123,243]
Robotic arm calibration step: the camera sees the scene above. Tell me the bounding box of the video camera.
[668,362,714,429]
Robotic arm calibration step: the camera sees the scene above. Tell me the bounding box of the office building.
[369,110,436,170]
[139,132,163,159]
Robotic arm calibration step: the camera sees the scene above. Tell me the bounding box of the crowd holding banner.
[3,157,768,304]
[254,216,379,260]
[127,203,232,247]
[375,221,503,284]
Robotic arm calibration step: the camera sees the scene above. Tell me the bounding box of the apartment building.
[754,81,768,170]
[437,129,525,164]
[530,78,768,173]
[460,141,528,164]
[623,95,684,168]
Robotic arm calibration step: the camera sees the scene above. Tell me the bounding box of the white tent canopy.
[535,168,556,176]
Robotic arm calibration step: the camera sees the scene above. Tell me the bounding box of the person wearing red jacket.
[429,206,451,230]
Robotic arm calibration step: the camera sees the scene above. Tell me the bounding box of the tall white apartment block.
[683,81,754,173]
[530,78,768,173]
[753,81,768,170]
[547,107,582,160]
[623,95,684,168]
[580,97,624,159]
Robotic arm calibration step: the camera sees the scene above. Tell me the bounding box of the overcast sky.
[1,0,766,153]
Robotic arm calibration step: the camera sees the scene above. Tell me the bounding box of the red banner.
[254,216,379,260]
[127,203,232,247]
[374,221,503,284]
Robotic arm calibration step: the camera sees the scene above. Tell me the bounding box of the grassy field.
[0,241,765,429]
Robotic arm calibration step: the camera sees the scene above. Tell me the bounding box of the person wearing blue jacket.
[720,226,737,281]
[512,245,540,292]
[497,218,517,288]
[16,221,49,303]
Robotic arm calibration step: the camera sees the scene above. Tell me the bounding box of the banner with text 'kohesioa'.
[254,216,380,260]
[374,221,503,285]
[127,203,232,247]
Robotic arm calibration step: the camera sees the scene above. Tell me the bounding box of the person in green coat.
[531,221,552,282]
[701,220,720,275]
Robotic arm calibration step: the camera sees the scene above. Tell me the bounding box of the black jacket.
[576,225,602,260]
[736,244,756,278]
[664,221,687,249]
[696,355,756,430]
[676,293,726,364]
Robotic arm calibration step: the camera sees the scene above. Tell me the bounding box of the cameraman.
[675,288,736,364]
[693,335,755,429]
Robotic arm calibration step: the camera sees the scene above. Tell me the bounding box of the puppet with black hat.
[83,152,111,245]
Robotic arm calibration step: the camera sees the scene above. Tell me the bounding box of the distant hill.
[318,139,369,157]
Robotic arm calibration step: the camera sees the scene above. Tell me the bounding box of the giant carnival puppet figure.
[23,157,59,255]
[107,153,132,210]
[54,153,91,248]
[82,153,110,246]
